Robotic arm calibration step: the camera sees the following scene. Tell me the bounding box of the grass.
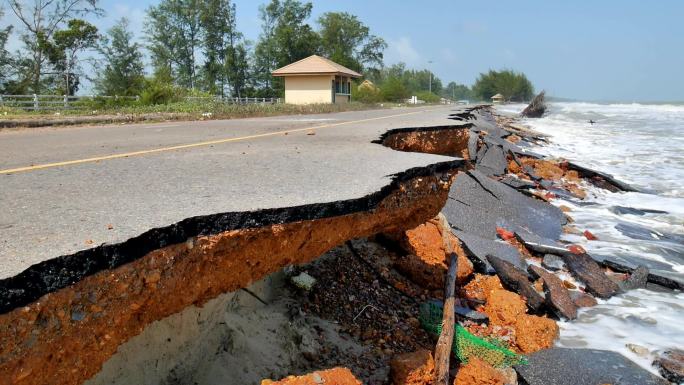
[0,100,393,120]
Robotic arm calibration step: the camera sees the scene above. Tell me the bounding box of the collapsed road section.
[0,106,473,384]
[1,104,680,385]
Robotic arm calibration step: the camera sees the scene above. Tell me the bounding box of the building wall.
[284,75,334,104]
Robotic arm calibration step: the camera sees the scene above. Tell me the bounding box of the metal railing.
[184,96,281,105]
[0,94,139,110]
[0,94,281,110]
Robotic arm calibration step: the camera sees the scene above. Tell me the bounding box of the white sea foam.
[496,102,684,376]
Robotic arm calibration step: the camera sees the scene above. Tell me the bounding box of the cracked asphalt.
[0,105,466,280]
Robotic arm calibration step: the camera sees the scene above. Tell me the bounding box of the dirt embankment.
[377,125,472,159]
[0,172,455,385]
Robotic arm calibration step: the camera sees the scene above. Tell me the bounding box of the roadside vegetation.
[0,0,535,120]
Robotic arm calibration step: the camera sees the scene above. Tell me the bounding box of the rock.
[570,291,597,308]
[291,272,317,291]
[454,357,505,385]
[560,252,621,299]
[528,265,578,320]
[390,349,435,385]
[264,367,363,385]
[541,254,566,271]
[496,367,518,385]
[654,349,684,384]
[455,306,489,324]
[515,348,669,385]
[621,265,649,290]
[625,343,650,357]
[514,314,559,354]
[487,255,544,312]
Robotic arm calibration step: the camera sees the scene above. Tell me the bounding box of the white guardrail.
[0,95,281,110]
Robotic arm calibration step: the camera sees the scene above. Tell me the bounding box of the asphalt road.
[0,105,463,280]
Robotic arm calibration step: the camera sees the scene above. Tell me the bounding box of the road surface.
[0,105,464,281]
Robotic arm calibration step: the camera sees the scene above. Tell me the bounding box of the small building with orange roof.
[272,55,362,105]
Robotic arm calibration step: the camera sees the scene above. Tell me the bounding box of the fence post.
[136,95,140,102]
[33,94,39,110]
[0,94,3,107]
[64,94,68,108]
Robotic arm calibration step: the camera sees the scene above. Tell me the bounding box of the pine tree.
[96,18,145,96]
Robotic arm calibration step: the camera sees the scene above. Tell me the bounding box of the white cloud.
[386,36,421,66]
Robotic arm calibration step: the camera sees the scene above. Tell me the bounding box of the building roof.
[491,93,504,99]
[272,55,362,78]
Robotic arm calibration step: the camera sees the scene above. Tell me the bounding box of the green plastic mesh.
[418,301,527,368]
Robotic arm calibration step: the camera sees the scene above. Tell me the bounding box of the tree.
[146,0,203,90]
[96,18,144,96]
[317,12,386,73]
[41,19,98,95]
[200,0,234,95]
[380,76,408,101]
[253,0,320,95]
[7,0,102,93]
[472,69,534,102]
[0,7,13,90]
[225,41,250,97]
[443,82,472,100]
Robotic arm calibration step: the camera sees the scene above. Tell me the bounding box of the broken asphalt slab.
[528,265,578,319]
[567,161,640,192]
[515,348,670,385]
[0,105,465,313]
[443,170,567,241]
[486,255,544,312]
[452,230,526,273]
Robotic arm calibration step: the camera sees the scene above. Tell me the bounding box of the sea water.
[496,102,684,375]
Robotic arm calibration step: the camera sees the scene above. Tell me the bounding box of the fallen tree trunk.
[521,91,547,118]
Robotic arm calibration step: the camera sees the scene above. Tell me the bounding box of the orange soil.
[262,367,362,385]
[0,174,455,385]
[381,127,471,159]
[514,315,559,353]
[508,157,587,199]
[464,274,559,354]
[390,349,435,385]
[463,274,503,302]
[453,358,504,385]
[390,220,474,289]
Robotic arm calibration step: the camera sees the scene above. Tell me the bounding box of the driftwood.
[434,215,458,385]
[521,91,547,118]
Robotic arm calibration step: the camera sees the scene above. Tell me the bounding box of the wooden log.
[434,214,458,385]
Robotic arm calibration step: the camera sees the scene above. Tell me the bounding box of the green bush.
[415,91,440,103]
[352,83,382,103]
[380,77,409,102]
[140,79,182,105]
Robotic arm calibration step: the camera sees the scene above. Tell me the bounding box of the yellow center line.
[1,107,443,175]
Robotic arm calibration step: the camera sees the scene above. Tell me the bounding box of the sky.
[2,0,683,102]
